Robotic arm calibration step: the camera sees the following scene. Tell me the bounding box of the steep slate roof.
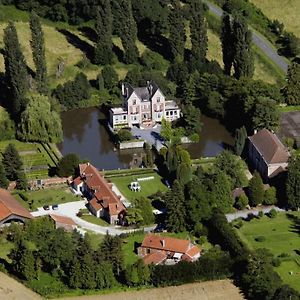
[0,189,32,221]
[249,129,290,164]
[75,163,125,217]
[123,81,162,102]
[49,214,76,226]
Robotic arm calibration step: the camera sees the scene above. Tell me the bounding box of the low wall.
[119,140,145,149]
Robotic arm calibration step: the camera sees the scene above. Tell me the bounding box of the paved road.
[31,201,155,236]
[204,1,288,73]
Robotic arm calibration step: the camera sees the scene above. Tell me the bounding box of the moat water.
[57,107,234,170]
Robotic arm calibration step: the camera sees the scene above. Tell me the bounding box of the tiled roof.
[249,129,289,164]
[49,214,76,226]
[143,251,167,265]
[0,189,32,221]
[141,234,191,254]
[185,245,200,258]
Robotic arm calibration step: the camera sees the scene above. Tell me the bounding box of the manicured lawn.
[0,237,14,262]
[236,212,300,291]
[80,215,111,227]
[12,187,80,211]
[109,172,168,202]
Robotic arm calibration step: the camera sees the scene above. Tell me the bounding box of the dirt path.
[0,272,41,300]
[60,280,244,300]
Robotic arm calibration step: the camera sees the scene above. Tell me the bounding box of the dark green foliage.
[53,73,91,109]
[181,103,202,136]
[189,0,207,67]
[0,161,9,189]
[140,50,168,71]
[94,262,116,289]
[268,208,277,218]
[125,208,144,226]
[2,143,23,181]
[30,12,48,94]
[263,186,277,205]
[234,126,247,156]
[168,3,185,61]
[252,97,279,131]
[3,22,28,115]
[232,15,254,79]
[176,162,192,186]
[286,154,300,210]
[0,108,15,141]
[117,129,133,142]
[143,144,154,168]
[94,0,113,65]
[16,171,28,190]
[248,171,264,207]
[235,193,248,210]
[102,65,119,91]
[284,61,300,105]
[165,180,186,232]
[57,153,79,177]
[221,13,234,75]
[133,197,154,225]
[272,285,300,300]
[125,259,150,286]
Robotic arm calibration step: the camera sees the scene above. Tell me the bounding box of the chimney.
[122,82,125,96]
[149,83,153,96]
[161,239,165,248]
[254,129,257,134]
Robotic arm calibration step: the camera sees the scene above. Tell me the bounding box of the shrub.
[235,193,248,210]
[57,153,80,177]
[268,208,277,218]
[255,236,266,242]
[278,252,290,258]
[272,258,281,267]
[233,220,243,229]
[258,211,264,218]
[19,192,29,202]
[263,186,277,205]
[117,129,133,142]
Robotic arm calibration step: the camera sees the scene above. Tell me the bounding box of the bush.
[268,208,277,218]
[258,211,264,218]
[57,153,80,177]
[19,192,29,202]
[272,258,281,267]
[263,187,277,205]
[141,50,168,71]
[235,193,248,210]
[255,236,266,242]
[233,220,243,229]
[117,129,133,142]
[278,252,290,258]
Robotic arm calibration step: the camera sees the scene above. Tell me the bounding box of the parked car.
[43,205,50,210]
[151,131,164,141]
[52,204,59,210]
[134,135,142,139]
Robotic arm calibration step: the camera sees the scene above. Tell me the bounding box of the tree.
[125,208,144,226]
[102,65,119,91]
[3,22,28,115]
[94,0,113,65]
[134,197,154,225]
[168,3,185,61]
[2,143,23,181]
[176,162,192,185]
[57,153,79,177]
[189,0,207,67]
[263,186,277,205]
[248,171,264,207]
[234,126,247,156]
[0,107,15,141]
[221,13,234,75]
[30,12,48,94]
[252,97,279,131]
[17,94,63,143]
[0,162,9,189]
[235,193,248,210]
[94,262,116,289]
[181,103,202,136]
[232,15,254,79]
[286,154,300,210]
[165,180,186,232]
[272,285,300,300]
[16,171,28,190]
[284,61,300,105]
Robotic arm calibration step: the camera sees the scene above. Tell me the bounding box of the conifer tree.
[94,0,113,65]
[30,12,48,94]
[248,171,264,207]
[286,154,300,210]
[284,61,300,105]
[189,0,207,67]
[168,2,185,61]
[2,143,23,181]
[3,22,28,115]
[0,161,9,189]
[221,13,234,75]
[232,15,254,79]
[234,126,247,156]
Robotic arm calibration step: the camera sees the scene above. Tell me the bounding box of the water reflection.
[58,107,234,169]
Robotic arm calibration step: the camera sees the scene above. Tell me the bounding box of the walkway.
[204,1,288,73]
[31,201,155,236]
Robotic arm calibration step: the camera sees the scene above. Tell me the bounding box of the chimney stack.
[161,239,165,248]
[122,82,125,96]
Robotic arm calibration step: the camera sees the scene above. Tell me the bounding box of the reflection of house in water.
[129,153,144,169]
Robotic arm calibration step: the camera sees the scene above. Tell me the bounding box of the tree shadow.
[286,213,300,236]
[78,26,97,43]
[112,44,124,63]
[57,28,94,62]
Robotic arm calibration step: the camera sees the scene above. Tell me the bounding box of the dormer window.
[133,99,136,105]
[157,97,160,103]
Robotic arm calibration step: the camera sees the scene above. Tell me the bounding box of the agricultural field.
[250,0,300,38]
[236,212,300,291]
[0,140,59,179]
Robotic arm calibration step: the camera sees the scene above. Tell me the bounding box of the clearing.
[236,211,300,291]
[250,0,300,38]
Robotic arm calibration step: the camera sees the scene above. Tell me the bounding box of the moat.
[58,107,234,169]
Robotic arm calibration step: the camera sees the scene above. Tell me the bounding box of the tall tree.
[2,143,23,181]
[248,171,264,207]
[0,161,9,189]
[168,2,185,61]
[284,61,300,105]
[3,22,28,115]
[30,12,48,94]
[234,126,247,156]
[232,15,254,79]
[286,154,300,210]
[221,13,234,75]
[94,0,113,65]
[189,0,207,67]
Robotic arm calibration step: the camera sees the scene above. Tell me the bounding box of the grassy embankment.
[236,211,300,291]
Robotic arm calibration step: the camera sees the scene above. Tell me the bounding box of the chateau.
[109,81,180,129]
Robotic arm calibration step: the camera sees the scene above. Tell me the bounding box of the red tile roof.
[185,245,200,258]
[249,129,289,164]
[49,214,76,226]
[76,163,125,216]
[0,189,32,221]
[143,251,167,265]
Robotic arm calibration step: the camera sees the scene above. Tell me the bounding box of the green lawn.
[236,212,300,291]
[0,237,14,262]
[80,215,111,227]
[109,172,168,202]
[12,187,80,211]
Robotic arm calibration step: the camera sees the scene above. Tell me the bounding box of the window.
[166,111,169,116]
[170,111,173,116]
[157,97,160,103]
[123,115,126,120]
[133,99,136,105]
[174,110,178,115]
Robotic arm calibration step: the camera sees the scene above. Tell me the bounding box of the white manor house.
[109,81,181,129]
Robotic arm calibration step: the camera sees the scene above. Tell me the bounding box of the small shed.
[49,214,77,232]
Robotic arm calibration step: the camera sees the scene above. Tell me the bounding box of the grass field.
[236,212,300,291]
[250,0,300,38]
[108,172,168,202]
[80,214,111,227]
[12,187,80,211]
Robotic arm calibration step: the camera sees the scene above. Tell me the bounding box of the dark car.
[151,131,163,141]
[52,204,59,210]
[43,205,50,210]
